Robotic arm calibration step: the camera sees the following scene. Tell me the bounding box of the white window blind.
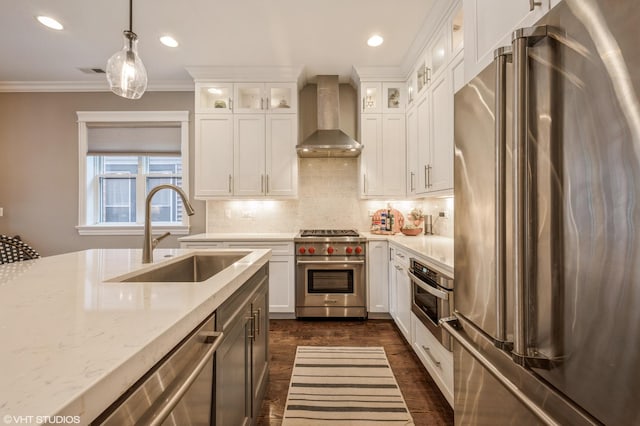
[86,123,181,156]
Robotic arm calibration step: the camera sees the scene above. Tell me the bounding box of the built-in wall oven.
[295,230,367,318]
[409,258,454,350]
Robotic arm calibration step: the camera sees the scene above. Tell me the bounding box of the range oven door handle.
[408,270,449,300]
[296,260,365,265]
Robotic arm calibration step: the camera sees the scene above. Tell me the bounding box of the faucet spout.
[142,184,195,264]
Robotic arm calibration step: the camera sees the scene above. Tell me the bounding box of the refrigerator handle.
[440,317,560,426]
[494,46,512,348]
[512,25,551,367]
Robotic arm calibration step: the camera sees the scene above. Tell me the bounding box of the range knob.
[327,246,335,254]
[355,246,363,254]
[308,247,316,254]
[299,247,306,254]
[346,247,353,254]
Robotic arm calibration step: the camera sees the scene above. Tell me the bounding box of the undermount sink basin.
[119,253,247,283]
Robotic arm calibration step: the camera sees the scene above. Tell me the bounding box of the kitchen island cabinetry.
[181,238,296,315]
[215,265,269,425]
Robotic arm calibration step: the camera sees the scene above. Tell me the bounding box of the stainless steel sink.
[120,253,247,283]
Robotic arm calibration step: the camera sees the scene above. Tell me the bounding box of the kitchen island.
[0,248,270,425]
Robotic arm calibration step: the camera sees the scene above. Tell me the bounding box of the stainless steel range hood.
[296,75,362,157]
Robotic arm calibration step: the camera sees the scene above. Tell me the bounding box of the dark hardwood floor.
[256,319,454,425]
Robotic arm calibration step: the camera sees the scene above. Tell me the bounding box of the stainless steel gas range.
[294,229,367,318]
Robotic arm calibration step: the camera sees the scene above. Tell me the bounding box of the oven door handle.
[408,271,450,300]
[296,260,365,265]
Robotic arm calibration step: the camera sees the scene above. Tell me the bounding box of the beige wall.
[0,91,206,256]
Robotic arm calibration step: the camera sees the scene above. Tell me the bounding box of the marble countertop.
[361,232,454,278]
[180,232,453,277]
[0,248,270,424]
[180,232,297,242]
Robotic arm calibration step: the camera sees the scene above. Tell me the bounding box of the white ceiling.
[0,0,437,88]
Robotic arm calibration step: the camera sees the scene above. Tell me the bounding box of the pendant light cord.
[129,0,133,32]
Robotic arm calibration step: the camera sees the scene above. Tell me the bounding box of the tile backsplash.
[205,158,454,237]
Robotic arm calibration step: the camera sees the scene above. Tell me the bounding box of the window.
[76,111,190,235]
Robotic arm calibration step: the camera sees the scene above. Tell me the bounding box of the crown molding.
[351,66,406,83]
[0,80,194,93]
[186,65,305,83]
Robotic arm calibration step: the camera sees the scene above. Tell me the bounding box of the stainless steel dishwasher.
[93,314,222,426]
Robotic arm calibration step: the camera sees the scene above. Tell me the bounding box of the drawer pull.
[422,345,441,368]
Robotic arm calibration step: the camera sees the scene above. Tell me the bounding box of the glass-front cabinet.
[360,82,406,114]
[195,83,234,113]
[452,4,464,54]
[360,82,381,113]
[382,83,406,113]
[234,83,297,113]
[430,26,449,79]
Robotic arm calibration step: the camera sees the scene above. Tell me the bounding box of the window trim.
[76,111,190,236]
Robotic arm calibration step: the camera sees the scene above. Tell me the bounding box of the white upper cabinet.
[195,83,234,114]
[360,82,382,114]
[464,0,550,83]
[358,80,407,198]
[193,72,299,199]
[266,115,298,197]
[194,115,234,198]
[234,114,266,196]
[361,82,406,114]
[234,83,297,113]
[382,83,406,114]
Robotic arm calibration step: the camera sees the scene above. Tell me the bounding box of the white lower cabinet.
[412,313,454,407]
[389,244,411,341]
[181,240,295,314]
[367,241,389,313]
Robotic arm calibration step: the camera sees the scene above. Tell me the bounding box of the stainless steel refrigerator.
[443,0,640,424]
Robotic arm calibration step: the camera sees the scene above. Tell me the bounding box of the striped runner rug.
[282,346,415,425]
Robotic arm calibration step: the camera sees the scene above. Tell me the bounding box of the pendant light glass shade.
[106,30,147,99]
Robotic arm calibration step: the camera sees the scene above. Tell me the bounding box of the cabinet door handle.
[246,316,255,341]
[410,172,415,192]
[421,345,441,368]
[266,97,269,110]
[427,67,432,84]
[362,97,366,112]
[228,174,232,193]
[363,174,367,193]
[228,97,233,110]
[266,174,269,194]
[427,165,432,188]
[424,165,428,189]
[529,0,542,11]
[253,308,261,335]
[261,175,265,194]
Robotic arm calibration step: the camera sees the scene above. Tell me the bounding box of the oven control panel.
[296,243,365,256]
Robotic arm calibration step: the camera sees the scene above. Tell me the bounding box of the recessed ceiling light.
[160,36,179,48]
[367,35,384,47]
[36,16,64,31]
[207,88,222,94]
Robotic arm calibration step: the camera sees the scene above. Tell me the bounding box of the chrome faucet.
[142,184,195,263]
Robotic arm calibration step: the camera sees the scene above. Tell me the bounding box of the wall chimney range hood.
[296,75,362,157]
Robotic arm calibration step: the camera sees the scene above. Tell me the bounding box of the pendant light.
[106,0,147,99]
